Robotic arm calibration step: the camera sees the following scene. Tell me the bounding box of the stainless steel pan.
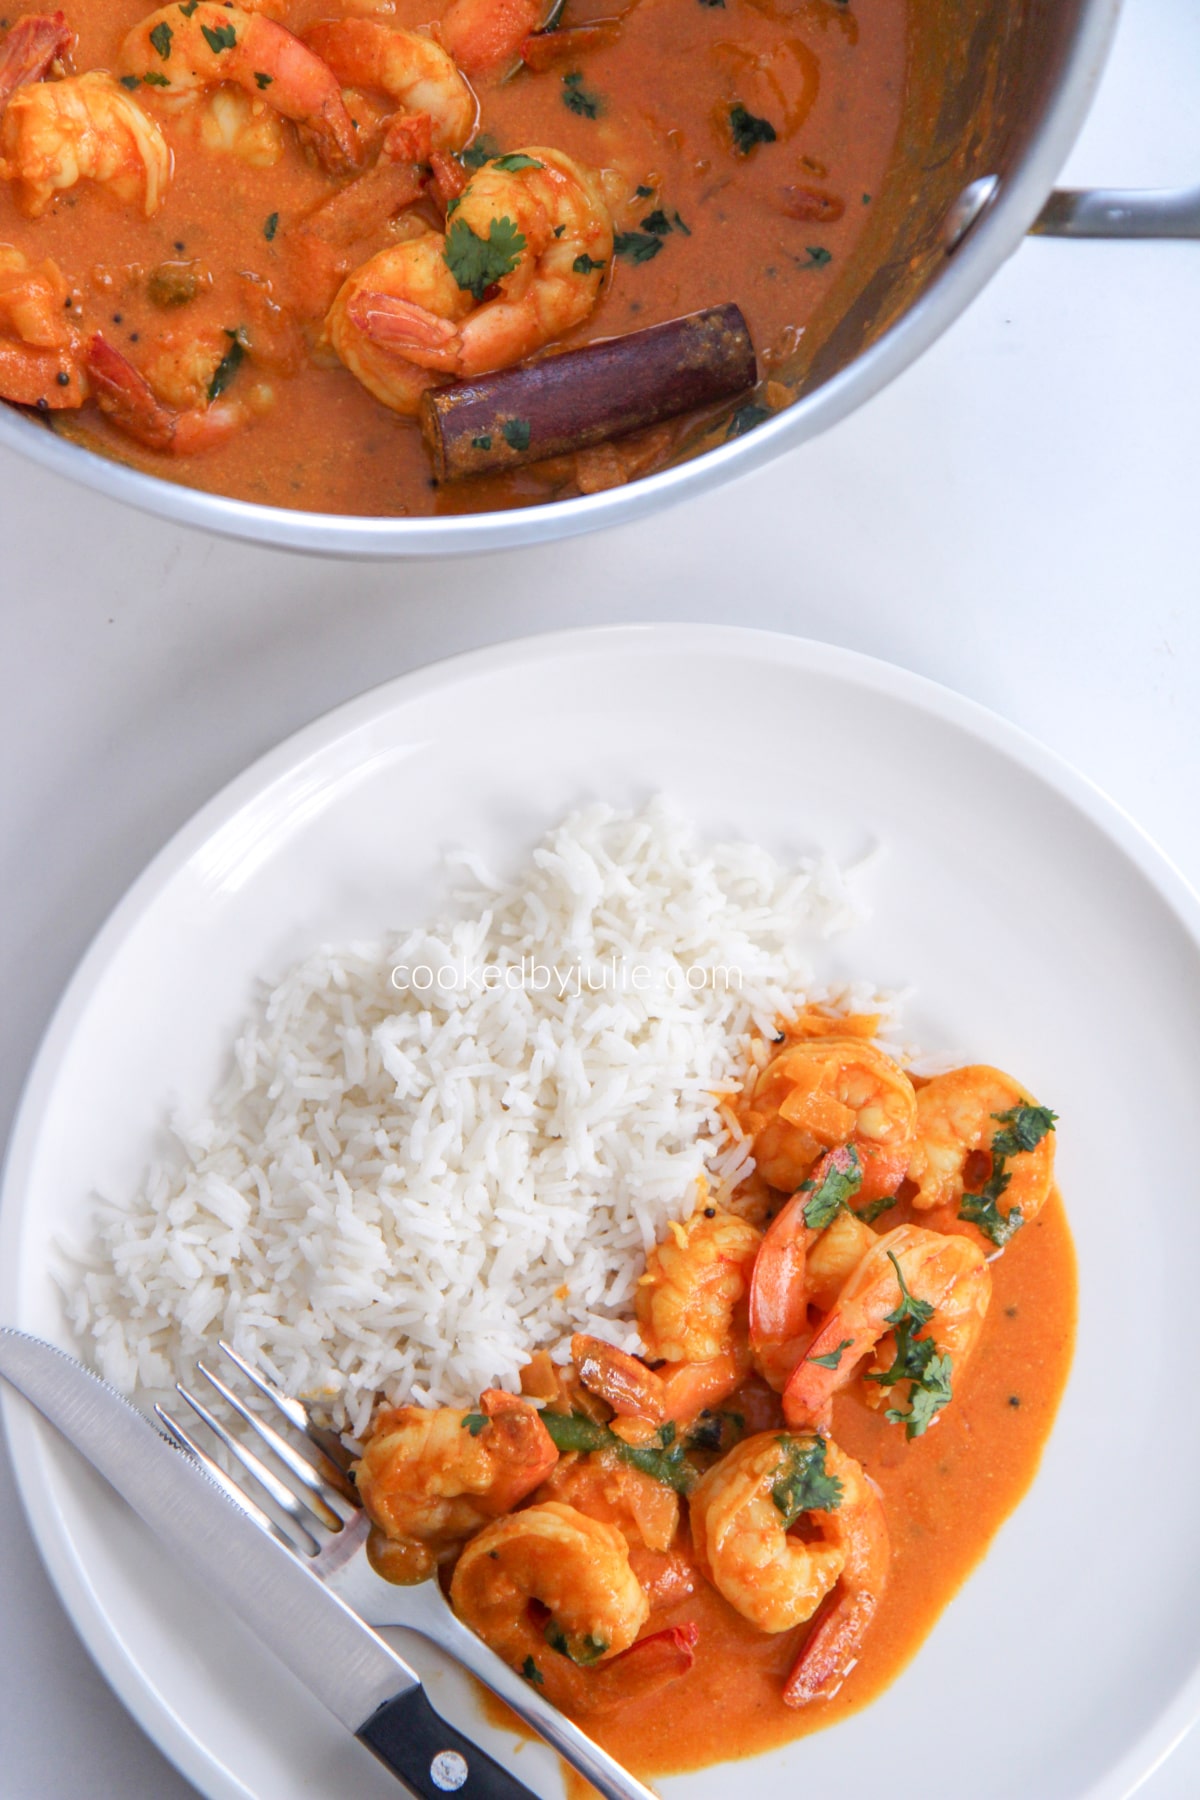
[0,0,1188,557]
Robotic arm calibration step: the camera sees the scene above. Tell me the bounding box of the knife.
[0,1327,541,1800]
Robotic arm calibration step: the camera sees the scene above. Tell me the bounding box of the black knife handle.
[358,1686,541,1800]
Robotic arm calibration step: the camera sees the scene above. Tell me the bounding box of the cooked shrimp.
[782,1443,890,1706]
[303,19,476,152]
[636,1209,762,1365]
[783,1223,991,1435]
[747,1038,918,1200]
[327,145,611,411]
[535,1445,694,1609]
[572,1331,748,1427]
[84,331,258,453]
[748,1145,870,1390]
[438,0,555,83]
[450,1500,650,1675]
[119,3,361,174]
[0,70,170,216]
[907,1065,1056,1244]
[689,1431,886,1671]
[356,1389,557,1584]
[805,1205,876,1312]
[0,12,74,115]
[0,244,86,404]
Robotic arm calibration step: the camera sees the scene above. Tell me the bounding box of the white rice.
[66,798,897,1436]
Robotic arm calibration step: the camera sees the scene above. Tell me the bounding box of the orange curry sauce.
[0,0,907,513]
[489,1195,1076,1792]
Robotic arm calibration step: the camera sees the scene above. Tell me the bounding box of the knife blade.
[0,1327,540,1800]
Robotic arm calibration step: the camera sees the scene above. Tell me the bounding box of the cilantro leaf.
[671,209,692,236]
[885,1350,953,1439]
[808,1337,854,1371]
[200,19,237,52]
[640,209,672,235]
[149,20,173,57]
[491,152,543,171]
[177,1,199,14]
[960,1189,1025,1247]
[562,71,601,118]
[444,215,526,302]
[990,1104,1057,1159]
[572,253,605,275]
[883,1251,934,1332]
[502,417,531,452]
[471,433,492,451]
[206,329,245,402]
[540,1409,697,1493]
[254,70,272,89]
[263,211,279,241]
[522,1656,544,1685]
[545,1620,608,1664]
[119,74,140,88]
[613,231,662,264]
[725,402,770,440]
[770,1434,843,1525]
[684,1409,743,1453]
[801,1145,863,1231]
[461,1412,487,1436]
[798,245,832,268]
[853,1190,899,1225]
[729,103,776,155]
[141,70,170,86]
[460,133,500,171]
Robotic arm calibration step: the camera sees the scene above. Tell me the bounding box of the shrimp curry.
[0,0,908,514]
[354,1018,1076,1785]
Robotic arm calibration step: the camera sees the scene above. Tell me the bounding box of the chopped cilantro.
[801,1145,863,1230]
[444,215,526,302]
[729,103,776,155]
[725,402,770,440]
[809,1337,854,1371]
[471,433,492,451]
[200,19,237,52]
[254,69,272,89]
[671,209,692,235]
[263,211,279,241]
[545,1620,608,1665]
[119,74,140,88]
[883,1251,935,1332]
[540,1409,697,1493]
[460,133,500,171]
[177,0,199,14]
[634,184,654,198]
[572,252,605,275]
[491,152,543,172]
[141,70,170,86]
[562,71,601,118]
[149,19,173,57]
[958,1104,1056,1246]
[798,245,833,269]
[206,329,245,402]
[613,231,662,264]
[853,1191,900,1225]
[521,1656,544,1685]
[886,1351,953,1439]
[553,224,565,236]
[862,192,872,204]
[544,1621,571,1659]
[862,1253,954,1439]
[502,417,531,451]
[684,1409,743,1453]
[770,1435,843,1526]
[640,209,672,235]
[461,1412,487,1436]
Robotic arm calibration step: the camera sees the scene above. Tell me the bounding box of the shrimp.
[0,244,86,405]
[356,1389,557,1584]
[907,1065,1057,1244]
[438,0,556,83]
[326,145,612,411]
[689,1432,888,1699]
[450,1500,650,1679]
[535,1445,694,1610]
[636,1209,762,1366]
[748,1148,876,1391]
[84,331,257,454]
[119,3,361,174]
[783,1223,991,1435]
[746,1037,918,1200]
[303,19,476,152]
[0,71,170,217]
[0,12,74,115]
[572,1331,749,1428]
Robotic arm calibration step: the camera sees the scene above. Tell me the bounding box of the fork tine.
[155,1403,306,1556]
[197,1360,348,1528]
[173,1381,324,1553]
[217,1339,358,1498]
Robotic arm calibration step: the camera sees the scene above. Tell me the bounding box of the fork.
[155,1342,657,1800]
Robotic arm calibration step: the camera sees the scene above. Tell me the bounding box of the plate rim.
[3,620,1200,1800]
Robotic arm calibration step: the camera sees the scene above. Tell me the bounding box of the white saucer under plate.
[3,624,1199,1800]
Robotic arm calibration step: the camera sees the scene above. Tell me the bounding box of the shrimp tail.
[478,1387,559,1506]
[572,1334,666,1424]
[85,333,177,450]
[783,1587,878,1707]
[0,11,74,113]
[583,1623,699,1714]
[346,288,462,367]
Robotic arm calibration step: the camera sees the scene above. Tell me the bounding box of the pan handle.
[1030,184,1200,237]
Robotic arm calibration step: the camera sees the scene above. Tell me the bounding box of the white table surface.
[2,0,1198,1792]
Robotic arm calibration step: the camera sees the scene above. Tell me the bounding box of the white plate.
[4,624,1200,1800]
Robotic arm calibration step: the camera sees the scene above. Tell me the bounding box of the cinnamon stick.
[420,303,757,482]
